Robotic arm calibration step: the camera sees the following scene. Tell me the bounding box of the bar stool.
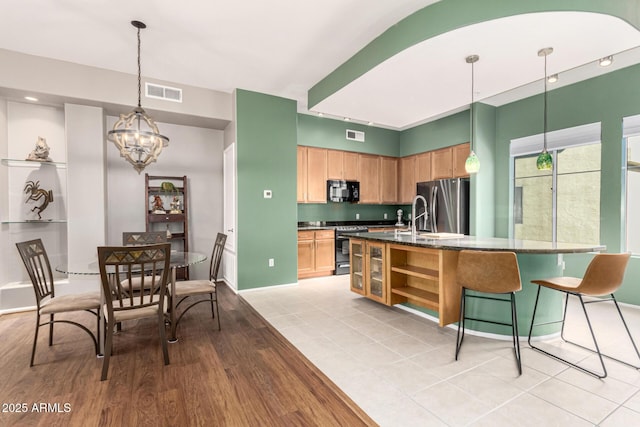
[528,253,640,378]
[455,250,522,375]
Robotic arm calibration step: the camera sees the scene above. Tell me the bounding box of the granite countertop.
[344,231,605,254]
[297,221,406,231]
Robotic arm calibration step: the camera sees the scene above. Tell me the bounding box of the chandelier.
[108,20,168,174]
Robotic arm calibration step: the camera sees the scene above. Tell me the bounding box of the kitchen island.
[347,232,604,337]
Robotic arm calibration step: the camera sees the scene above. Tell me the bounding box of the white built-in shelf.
[1,158,66,168]
[1,219,67,224]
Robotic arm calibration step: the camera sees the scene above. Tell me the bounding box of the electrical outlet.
[356,213,360,220]
[268,258,274,267]
[384,213,388,219]
[264,190,272,199]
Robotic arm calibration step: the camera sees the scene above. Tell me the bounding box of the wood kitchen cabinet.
[297,146,327,203]
[327,149,360,181]
[358,154,380,204]
[452,142,470,177]
[298,229,335,279]
[380,156,398,204]
[431,147,453,180]
[416,151,432,183]
[349,238,387,304]
[398,156,416,204]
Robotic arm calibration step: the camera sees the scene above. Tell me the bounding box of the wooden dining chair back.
[122,232,167,246]
[528,252,639,378]
[97,243,171,381]
[16,239,100,366]
[169,233,227,341]
[455,250,523,375]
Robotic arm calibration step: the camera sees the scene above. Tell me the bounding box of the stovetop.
[335,225,368,232]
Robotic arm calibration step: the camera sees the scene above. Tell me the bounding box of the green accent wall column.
[236,90,298,290]
[472,103,496,238]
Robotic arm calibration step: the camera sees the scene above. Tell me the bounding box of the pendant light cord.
[137,26,142,108]
[470,59,475,152]
[543,53,548,151]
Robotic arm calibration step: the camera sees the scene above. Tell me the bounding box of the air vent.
[145,82,183,103]
[346,129,365,142]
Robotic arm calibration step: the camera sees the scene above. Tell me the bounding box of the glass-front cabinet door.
[365,241,386,304]
[349,239,365,295]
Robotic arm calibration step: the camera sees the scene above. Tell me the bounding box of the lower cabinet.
[298,230,335,279]
[349,239,461,327]
[349,239,387,304]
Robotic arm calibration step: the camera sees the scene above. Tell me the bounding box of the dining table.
[55,251,207,355]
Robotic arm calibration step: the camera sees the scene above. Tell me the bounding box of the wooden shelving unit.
[145,174,189,280]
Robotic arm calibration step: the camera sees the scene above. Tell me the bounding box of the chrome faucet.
[411,195,427,238]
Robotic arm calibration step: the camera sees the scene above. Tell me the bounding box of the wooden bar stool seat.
[455,250,523,375]
[528,252,640,378]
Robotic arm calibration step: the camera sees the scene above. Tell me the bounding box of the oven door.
[335,234,351,275]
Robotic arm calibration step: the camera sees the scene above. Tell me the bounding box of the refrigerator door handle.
[431,186,438,232]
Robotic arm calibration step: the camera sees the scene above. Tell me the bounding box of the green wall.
[494,64,640,304]
[236,89,298,290]
[298,113,399,156]
[398,110,468,156]
[298,203,409,223]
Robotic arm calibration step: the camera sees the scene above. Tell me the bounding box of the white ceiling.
[1,1,639,130]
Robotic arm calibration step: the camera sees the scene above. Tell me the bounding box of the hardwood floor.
[0,284,375,426]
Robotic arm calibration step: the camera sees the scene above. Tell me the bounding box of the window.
[511,123,601,245]
[624,115,640,254]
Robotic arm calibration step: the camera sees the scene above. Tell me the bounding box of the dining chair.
[122,231,167,246]
[97,243,171,381]
[455,250,523,375]
[528,252,640,378]
[16,238,100,367]
[170,233,227,341]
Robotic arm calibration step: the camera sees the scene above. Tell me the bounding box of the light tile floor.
[240,275,640,426]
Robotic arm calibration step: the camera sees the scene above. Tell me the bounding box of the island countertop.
[343,231,605,254]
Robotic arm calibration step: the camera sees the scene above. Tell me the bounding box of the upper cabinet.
[431,147,453,180]
[380,156,398,204]
[431,143,470,180]
[452,143,470,178]
[398,156,415,204]
[298,146,327,203]
[358,154,381,204]
[327,149,359,181]
[297,143,467,205]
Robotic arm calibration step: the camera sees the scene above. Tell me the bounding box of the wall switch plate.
[268,258,274,267]
[264,190,272,199]
[356,213,360,220]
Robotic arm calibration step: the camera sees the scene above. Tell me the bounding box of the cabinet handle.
[227,228,234,232]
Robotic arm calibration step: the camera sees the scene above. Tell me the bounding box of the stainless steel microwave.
[327,180,359,203]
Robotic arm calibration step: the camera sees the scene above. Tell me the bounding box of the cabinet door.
[415,151,431,183]
[327,149,343,180]
[452,143,470,177]
[366,242,386,304]
[380,156,398,204]
[350,240,365,295]
[297,231,315,275]
[431,147,453,180]
[306,147,328,203]
[399,156,416,204]
[315,237,335,272]
[343,151,359,181]
[359,154,380,204]
[297,147,307,202]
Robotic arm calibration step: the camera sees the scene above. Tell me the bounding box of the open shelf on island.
[391,286,439,311]
[391,264,439,280]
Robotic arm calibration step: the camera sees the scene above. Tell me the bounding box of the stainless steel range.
[335,225,368,275]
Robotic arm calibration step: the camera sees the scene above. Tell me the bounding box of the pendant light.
[464,54,480,174]
[108,20,168,174]
[536,47,553,171]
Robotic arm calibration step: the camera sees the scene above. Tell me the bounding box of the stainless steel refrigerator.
[416,178,470,234]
